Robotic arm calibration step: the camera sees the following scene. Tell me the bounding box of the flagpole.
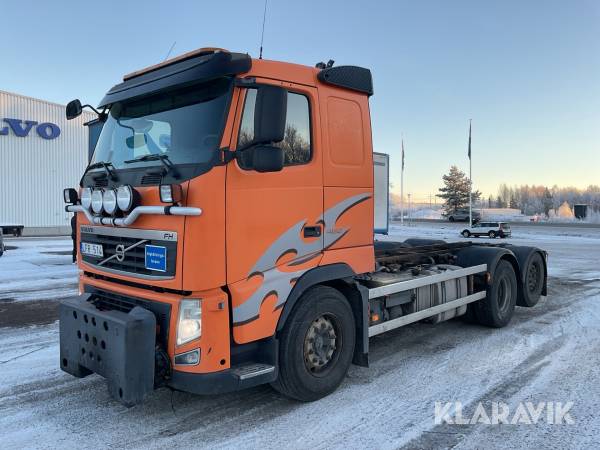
[400,137,405,226]
[468,119,472,226]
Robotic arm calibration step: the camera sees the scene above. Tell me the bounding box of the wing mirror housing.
[254,85,287,144]
[66,99,83,120]
[250,145,284,173]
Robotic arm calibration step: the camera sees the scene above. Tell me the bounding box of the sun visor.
[98,51,251,107]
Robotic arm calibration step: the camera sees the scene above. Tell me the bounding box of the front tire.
[488,231,496,238]
[462,230,470,238]
[271,286,355,401]
[475,260,517,327]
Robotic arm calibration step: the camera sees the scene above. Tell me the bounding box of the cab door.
[226,81,323,343]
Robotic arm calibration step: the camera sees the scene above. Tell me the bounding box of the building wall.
[0,90,95,229]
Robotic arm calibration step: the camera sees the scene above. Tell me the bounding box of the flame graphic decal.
[233,193,371,325]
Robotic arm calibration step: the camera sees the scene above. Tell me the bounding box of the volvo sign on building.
[0,90,95,234]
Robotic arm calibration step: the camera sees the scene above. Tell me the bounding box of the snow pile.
[0,238,77,301]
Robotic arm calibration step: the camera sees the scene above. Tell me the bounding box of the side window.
[237,88,312,167]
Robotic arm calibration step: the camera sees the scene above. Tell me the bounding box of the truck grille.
[80,226,177,280]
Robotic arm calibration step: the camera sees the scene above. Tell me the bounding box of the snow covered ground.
[0,237,77,302]
[1,225,600,449]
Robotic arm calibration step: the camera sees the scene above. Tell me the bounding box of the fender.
[276,263,356,331]
[275,263,370,367]
[453,245,520,284]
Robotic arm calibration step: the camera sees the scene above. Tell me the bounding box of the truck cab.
[61,48,547,406]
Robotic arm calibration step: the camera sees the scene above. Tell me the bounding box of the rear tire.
[462,230,470,238]
[488,231,496,238]
[517,252,545,307]
[475,260,517,328]
[271,286,355,401]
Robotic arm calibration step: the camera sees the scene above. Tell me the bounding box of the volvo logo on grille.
[98,239,148,267]
[115,244,126,262]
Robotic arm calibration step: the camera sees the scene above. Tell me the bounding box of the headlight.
[81,188,93,210]
[103,189,118,215]
[176,299,201,346]
[117,185,135,212]
[91,189,104,214]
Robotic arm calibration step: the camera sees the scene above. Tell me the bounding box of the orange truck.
[61,48,547,406]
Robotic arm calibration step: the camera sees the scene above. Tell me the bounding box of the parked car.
[0,228,4,257]
[444,209,481,222]
[461,222,511,239]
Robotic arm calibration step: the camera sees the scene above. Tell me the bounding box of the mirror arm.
[81,104,103,117]
[221,147,238,164]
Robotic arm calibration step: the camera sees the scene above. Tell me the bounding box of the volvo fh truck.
[61,48,547,406]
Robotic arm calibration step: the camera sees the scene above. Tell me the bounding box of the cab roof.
[98,48,372,107]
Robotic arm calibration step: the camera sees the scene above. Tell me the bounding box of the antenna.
[164,41,177,61]
[259,0,268,59]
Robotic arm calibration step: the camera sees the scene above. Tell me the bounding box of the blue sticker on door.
[145,245,167,272]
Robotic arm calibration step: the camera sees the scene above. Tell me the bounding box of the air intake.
[141,174,163,186]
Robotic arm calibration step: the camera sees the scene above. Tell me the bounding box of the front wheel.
[488,231,496,238]
[271,286,355,401]
[462,230,470,238]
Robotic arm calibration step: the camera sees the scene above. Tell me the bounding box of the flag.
[468,120,472,160]
[401,139,405,171]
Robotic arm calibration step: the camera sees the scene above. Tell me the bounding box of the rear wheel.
[517,252,545,307]
[488,231,496,238]
[462,230,470,238]
[475,260,517,328]
[271,286,355,401]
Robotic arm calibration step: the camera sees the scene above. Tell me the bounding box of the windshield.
[92,78,232,170]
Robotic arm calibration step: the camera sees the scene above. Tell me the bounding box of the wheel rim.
[496,277,510,312]
[527,262,541,293]
[304,315,339,375]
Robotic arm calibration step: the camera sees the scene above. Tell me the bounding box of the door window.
[238,89,312,167]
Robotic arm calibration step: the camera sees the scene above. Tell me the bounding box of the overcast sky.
[1,0,598,199]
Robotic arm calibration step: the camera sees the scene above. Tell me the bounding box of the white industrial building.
[0,90,95,234]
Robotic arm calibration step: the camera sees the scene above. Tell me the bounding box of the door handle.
[303,225,322,238]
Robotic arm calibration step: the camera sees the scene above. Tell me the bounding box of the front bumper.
[59,295,156,406]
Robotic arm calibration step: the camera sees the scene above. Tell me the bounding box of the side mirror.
[251,145,284,172]
[254,86,287,144]
[63,188,79,204]
[66,99,83,120]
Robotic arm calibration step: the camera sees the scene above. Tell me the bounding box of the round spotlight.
[103,189,118,215]
[117,185,135,212]
[81,188,93,210]
[91,189,104,214]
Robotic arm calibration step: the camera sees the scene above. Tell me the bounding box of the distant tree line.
[489,184,600,216]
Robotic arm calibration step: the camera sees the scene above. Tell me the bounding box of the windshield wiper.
[82,161,118,181]
[124,154,180,178]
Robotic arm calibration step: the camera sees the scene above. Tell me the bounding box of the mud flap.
[59,295,156,406]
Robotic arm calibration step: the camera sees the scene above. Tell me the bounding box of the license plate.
[81,242,104,258]
[145,245,167,272]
